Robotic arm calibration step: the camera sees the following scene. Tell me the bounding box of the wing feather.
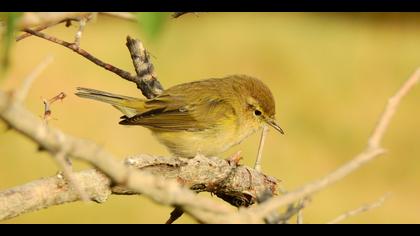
[119,94,234,131]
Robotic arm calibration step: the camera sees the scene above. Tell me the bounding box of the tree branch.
[21,28,138,87]
[125,36,163,98]
[16,13,91,29]
[16,18,80,42]
[327,193,390,224]
[241,68,420,221]
[16,12,134,42]
[21,30,163,97]
[0,154,278,221]
[0,169,110,221]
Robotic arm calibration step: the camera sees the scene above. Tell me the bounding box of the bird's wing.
[119,94,234,131]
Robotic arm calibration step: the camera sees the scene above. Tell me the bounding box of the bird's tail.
[75,87,145,118]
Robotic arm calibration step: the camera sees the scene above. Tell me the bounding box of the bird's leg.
[254,126,268,172]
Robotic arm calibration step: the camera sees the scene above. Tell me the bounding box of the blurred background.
[0,12,419,223]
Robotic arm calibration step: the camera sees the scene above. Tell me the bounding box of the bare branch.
[368,69,420,149]
[125,36,164,98]
[42,92,66,123]
[0,169,110,221]
[0,153,278,222]
[21,30,164,98]
[16,12,135,42]
[17,13,91,29]
[277,197,310,224]
[21,29,137,85]
[242,68,420,220]
[327,194,390,224]
[16,19,78,42]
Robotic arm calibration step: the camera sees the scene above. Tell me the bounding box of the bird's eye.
[254,110,262,116]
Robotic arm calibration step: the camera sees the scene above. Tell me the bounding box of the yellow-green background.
[1,12,420,223]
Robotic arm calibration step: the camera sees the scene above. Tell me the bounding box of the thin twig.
[42,92,66,123]
[16,12,133,42]
[22,29,162,98]
[14,56,54,102]
[16,19,77,42]
[243,68,420,220]
[327,194,390,224]
[22,28,137,85]
[17,13,91,29]
[254,126,268,172]
[277,197,310,224]
[368,69,420,149]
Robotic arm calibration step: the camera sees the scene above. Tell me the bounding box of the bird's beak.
[265,118,284,134]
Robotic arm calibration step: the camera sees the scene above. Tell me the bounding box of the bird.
[75,74,283,158]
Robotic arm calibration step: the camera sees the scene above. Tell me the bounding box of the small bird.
[75,75,283,158]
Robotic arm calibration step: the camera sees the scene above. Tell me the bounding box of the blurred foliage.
[0,12,22,78]
[136,12,169,41]
[1,13,420,223]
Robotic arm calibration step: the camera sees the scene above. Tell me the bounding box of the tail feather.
[75,87,145,117]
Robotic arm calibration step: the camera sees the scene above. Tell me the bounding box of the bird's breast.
[152,117,260,158]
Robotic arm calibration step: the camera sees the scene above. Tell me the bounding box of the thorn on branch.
[42,92,66,123]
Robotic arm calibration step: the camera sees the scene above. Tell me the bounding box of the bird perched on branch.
[76,75,283,158]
